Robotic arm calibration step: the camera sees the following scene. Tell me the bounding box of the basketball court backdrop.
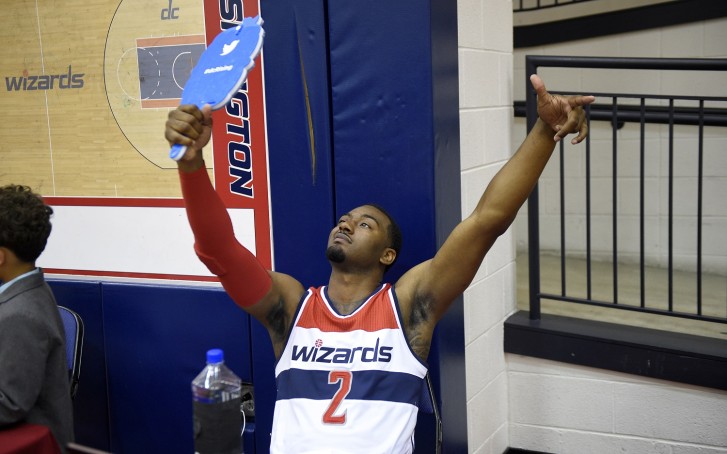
[1,0,272,279]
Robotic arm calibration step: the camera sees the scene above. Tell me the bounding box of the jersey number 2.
[323,370,352,424]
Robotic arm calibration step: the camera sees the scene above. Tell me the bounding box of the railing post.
[525,56,541,321]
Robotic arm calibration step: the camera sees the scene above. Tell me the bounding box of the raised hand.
[530,74,596,144]
[165,104,213,166]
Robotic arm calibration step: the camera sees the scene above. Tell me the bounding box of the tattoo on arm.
[408,328,431,361]
[407,293,435,360]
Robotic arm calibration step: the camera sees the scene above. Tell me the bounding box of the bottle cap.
[206,348,224,364]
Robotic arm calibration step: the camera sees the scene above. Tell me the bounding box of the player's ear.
[380,247,396,267]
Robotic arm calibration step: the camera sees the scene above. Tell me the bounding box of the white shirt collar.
[0,268,41,294]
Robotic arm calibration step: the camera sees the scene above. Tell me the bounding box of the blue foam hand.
[170,16,265,161]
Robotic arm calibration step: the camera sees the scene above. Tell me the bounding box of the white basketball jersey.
[271,284,428,454]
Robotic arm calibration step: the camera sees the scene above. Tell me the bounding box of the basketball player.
[165,74,595,453]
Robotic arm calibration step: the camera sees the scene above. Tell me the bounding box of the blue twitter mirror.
[169,15,265,161]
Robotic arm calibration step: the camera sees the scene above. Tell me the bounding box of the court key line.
[35,0,56,195]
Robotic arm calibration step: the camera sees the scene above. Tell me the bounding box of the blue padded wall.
[429,0,469,448]
[326,2,465,451]
[262,0,335,286]
[47,280,258,454]
[262,0,466,451]
[326,2,436,280]
[102,283,254,453]
[47,280,110,451]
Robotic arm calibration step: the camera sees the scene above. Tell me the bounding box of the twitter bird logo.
[221,40,239,56]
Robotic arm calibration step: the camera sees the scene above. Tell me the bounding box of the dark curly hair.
[0,185,53,263]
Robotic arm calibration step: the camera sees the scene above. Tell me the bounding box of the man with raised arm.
[165,74,595,453]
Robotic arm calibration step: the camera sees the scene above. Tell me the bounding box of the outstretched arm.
[165,105,304,355]
[397,75,595,323]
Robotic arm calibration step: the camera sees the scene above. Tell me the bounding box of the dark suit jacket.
[0,270,74,452]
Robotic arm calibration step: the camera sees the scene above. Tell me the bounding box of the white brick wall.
[458,6,727,454]
[508,355,727,453]
[458,0,515,452]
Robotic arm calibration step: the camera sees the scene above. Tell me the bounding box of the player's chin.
[325,245,346,264]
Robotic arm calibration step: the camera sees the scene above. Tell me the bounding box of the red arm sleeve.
[179,166,272,307]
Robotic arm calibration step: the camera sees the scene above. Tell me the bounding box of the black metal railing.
[523,55,727,324]
[513,0,594,13]
[513,2,727,49]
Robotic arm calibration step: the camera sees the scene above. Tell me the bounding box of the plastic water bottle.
[192,349,242,454]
